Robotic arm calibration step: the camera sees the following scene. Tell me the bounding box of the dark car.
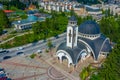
[2,30,8,34]
[16,52,23,55]
[3,56,11,60]
[0,68,4,72]
[0,49,9,54]
[43,39,46,42]
[55,35,59,39]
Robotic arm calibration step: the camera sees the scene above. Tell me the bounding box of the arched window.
[69,30,72,43]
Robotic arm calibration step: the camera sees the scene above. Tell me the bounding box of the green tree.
[90,43,120,80]
[0,24,3,35]
[99,16,119,42]
[99,43,120,80]
[9,6,19,11]
[47,39,52,50]
[20,14,28,19]
[0,10,10,28]
[90,74,102,80]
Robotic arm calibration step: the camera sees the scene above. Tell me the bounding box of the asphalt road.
[0,33,66,61]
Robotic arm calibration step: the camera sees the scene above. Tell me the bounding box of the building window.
[69,30,72,43]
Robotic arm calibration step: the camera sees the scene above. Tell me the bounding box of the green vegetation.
[99,16,120,42]
[90,43,120,80]
[0,9,9,35]
[0,24,3,35]
[0,9,9,28]
[80,65,96,80]
[0,0,26,10]
[30,53,36,59]
[0,33,36,48]
[0,11,95,48]
[32,12,68,38]
[80,67,89,80]
[47,40,52,50]
[90,74,102,80]
[77,15,93,25]
[0,12,68,48]
[45,49,49,53]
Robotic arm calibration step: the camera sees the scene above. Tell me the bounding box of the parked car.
[3,56,11,60]
[2,30,8,34]
[43,39,46,43]
[17,47,24,50]
[36,50,42,53]
[16,52,23,55]
[55,35,59,39]
[0,48,9,53]
[0,68,4,72]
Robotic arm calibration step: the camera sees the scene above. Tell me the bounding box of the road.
[0,33,66,61]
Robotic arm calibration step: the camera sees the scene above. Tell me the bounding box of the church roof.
[78,34,111,60]
[78,20,100,35]
[101,39,112,52]
[57,42,87,64]
[69,16,77,21]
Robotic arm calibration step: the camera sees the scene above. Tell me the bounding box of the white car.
[36,50,42,53]
[17,47,24,50]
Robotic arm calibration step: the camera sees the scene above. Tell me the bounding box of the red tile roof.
[4,10,14,13]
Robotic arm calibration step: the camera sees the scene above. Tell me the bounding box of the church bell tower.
[67,16,78,48]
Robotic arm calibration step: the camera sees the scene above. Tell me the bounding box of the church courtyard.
[0,47,105,80]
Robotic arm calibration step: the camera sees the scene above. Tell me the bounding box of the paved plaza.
[0,48,105,80]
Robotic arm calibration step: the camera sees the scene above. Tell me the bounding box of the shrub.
[30,53,36,59]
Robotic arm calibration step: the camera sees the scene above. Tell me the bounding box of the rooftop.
[4,10,14,13]
[78,20,100,35]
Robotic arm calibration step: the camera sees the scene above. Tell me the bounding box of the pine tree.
[0,10,9,28]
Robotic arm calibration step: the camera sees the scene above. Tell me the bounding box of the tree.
[0,24,3,35]
[80,65,93,80]
[90,74,102,80]
[32,21,44,35]
[9,6,19,11]
[47,39,52,50]
[99,16,120,42]
[90,43,120,80]
[0,10,10,28]
[99,43,120,80]
[70,8,75,16]
[20,14,28,19]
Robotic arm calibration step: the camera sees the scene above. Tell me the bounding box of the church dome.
[27,15,38,21]
[78,20,100,35]
[69,16,77,21]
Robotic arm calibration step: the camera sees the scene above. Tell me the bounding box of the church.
[56,16,112,67]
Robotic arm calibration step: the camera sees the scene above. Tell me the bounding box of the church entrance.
[62,56,68,65]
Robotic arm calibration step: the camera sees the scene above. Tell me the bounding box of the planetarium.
[56,16,112,67]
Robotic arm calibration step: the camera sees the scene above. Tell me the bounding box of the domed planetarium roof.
[78,20,100,35]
